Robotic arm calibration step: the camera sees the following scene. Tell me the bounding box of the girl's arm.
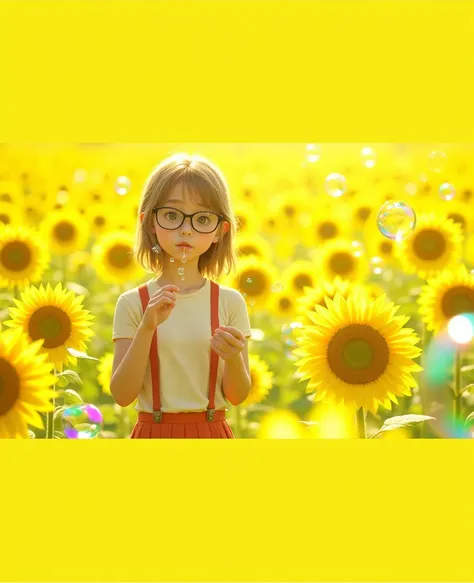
[110,322,155,407]
[222,337,251,406]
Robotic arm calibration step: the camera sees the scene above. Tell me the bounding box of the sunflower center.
[0,214,10,224]
[327,324,389,384]
[447,212,466,230]
[0,357,20,416]
[108,244,133,269]
[357,207,371,221]
[1,241,32,272]
[441,286,474,319]
[318,222,338,240]
[240,245,259,256]
[279,297,291,310]
[413,229,446,260]
[380,241,393,255]
[54,221,76,242]
[283,205,295,218]
[0,193,12,203]
[329,252,355,276]
[240,270,266,295]
[28,306,72,348]
[94,216,106,227]
[294,274,313,290]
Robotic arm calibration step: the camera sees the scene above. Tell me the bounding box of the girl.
[110,153,252,438]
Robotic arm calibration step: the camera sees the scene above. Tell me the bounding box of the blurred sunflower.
[3,282,95,372]
[23,193,46,227]
[241,354,274,407]
[349,191,381,230]
[293,290,422,414]
[314,239,369,282]
[235,233,273,262]
[0,327,56,438]
[229,255,278,309]
[281,260,318,297]
[98,352,114,395]
[92,231,142,284]
[0,180,22,205]
[233,200,260,234]
[311,203,351,246]
[0,225,50,289]
[418,265,474,333]
[40,207,90,255]
[67,250,92,278]
[83,203,115,236]
[267,284,299,319]
[395,213,463,279]
[0,201,23,226]
[438,199,474,235]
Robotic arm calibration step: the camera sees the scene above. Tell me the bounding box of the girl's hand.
[210,326,245,361]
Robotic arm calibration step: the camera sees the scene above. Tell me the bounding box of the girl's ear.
[222,221,229,234]
[140,212,145,223]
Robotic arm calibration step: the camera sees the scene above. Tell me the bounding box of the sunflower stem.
[356,407,366,439]
[62,255,68,284]
[453,350,462,423]
[45,368,57,439]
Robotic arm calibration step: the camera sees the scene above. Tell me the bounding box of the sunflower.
[3,282,95,372]
[233,200,260,234]
[418,265,474,333]
[395,213,463,279]
[67,250,92,278]
[228,255,279,309]
[97,352,114,395]
[438,199,474,235]
[313,239,369,282]
[92,231,142,284]
[241,354,274,406]
[40,207,90,255]
[268,285,300,319]
[83,203,115,236]
[0,327,56,438]
[293,290,422,414]
[0,225,50,289]
[235,233,273,262]
[281,260,318,297]
[0,179,22,205]
[0,201,23,226]
[310,202,351,246]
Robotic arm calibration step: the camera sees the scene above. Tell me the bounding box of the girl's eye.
[166,212,177,220]
[198,215,210,223]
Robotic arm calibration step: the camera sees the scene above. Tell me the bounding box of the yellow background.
[1,1,474,581]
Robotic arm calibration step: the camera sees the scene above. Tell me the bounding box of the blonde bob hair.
[134,153,238,280]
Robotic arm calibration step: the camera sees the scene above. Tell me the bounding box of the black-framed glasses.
[153,206,224,234]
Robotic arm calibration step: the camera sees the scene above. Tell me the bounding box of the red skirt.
[130,410,234,439]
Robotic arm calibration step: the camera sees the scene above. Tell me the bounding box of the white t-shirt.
[112,277,252,413]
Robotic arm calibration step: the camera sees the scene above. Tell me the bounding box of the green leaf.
[371,414,435,439]
[66,347,99,361]
[62,388,84,405]
[55,369,82,386]
[461,384,474,395]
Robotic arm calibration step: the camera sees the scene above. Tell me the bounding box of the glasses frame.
[153,206,225,234]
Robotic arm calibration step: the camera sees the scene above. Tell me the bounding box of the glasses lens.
[192,212,219,233]
[156,208,184,229]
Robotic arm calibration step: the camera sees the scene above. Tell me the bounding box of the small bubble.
[439,182,456,201]
[246,277,253,284]
[272,282,284,293]
[178,267,185,276]
[181,276,185,281]
[169,257,175,263]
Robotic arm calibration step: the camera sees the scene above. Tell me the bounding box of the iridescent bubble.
[377,201,416,241]
[62,404,103,439]
[361,146,376,168]
[325,173,347,198]
[178,267,185,276]
[427,150,447,173]
[115,176,131,196]
[271,282,284,293]
[439,182,456,201]
[281,321,304,359]
[447,314,474,345]
[169,257,175,263]
[246,277,253,284]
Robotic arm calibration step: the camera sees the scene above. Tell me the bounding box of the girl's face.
[152,182,228,260]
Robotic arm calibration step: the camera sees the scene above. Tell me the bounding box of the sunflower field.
[1,142,474,439]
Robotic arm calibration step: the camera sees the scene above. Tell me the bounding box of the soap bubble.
[377,201,416,241]
[439,182,456,201]
[325,173,347,198]
[62,404,103,439]
[178,267,184,276]
[271,282,284,293]
[427,151,447,173]
[115,176,131,196]
[169,257,175,263]
[281,321,304,359]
